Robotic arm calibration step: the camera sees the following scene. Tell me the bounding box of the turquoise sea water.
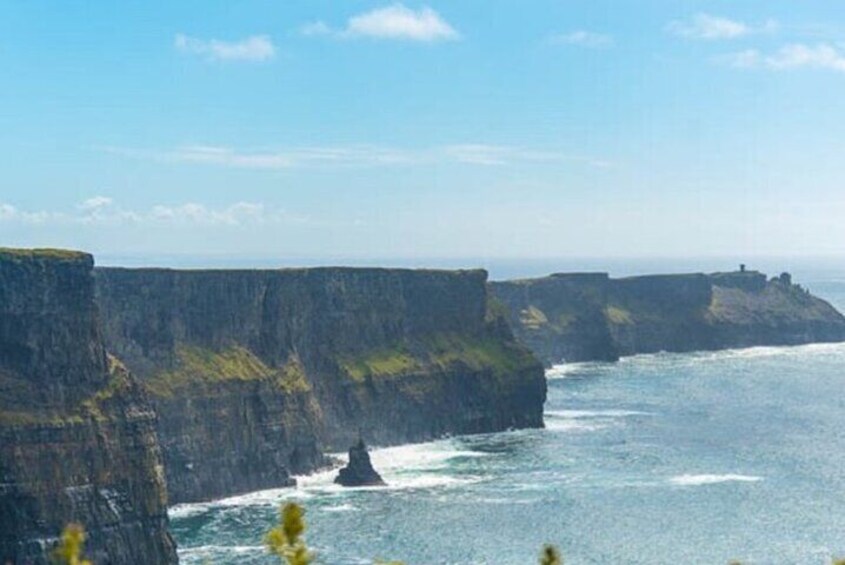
[171,279,845,564]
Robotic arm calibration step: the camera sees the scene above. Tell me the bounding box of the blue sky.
[2,1,845,262]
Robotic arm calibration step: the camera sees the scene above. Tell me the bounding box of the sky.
[2,1,845,264]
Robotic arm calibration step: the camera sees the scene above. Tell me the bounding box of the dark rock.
[334,439,386,487]
[94,266,546,504]
[0,249,177,565]
[491,269,845,366]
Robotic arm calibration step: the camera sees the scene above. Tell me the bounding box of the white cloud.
[723,43,845,73]
[0,199,308,228]
[766,43,845,71]
[174,34,275,62]
[106,143,610,169]
[549,31,614,49]
[170,145,414,168]
[300,21,333,37]
[150,202,272,226]
[668,13,776,40]
[0,203,56,225]
[171,146,296,169]
[720,49,763,69]
[442,144,611,168]
[0,203,18,220]
[78,196,113,211]
[105,144,417,169]
[347,4,458,41]
[302,4,459,42]
[443,144,524,166]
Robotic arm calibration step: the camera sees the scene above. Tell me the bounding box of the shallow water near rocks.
[171,283,845,564]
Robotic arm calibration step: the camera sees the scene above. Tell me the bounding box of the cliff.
[491,269,845,365]
[488,273,619,363]
[0,249,177,564]
[95,267,546,504]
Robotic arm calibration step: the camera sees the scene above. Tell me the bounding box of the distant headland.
[490,266,845,366]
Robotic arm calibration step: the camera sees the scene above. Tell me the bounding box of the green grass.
[0,410,76,426]
[339,333,537,383]
[426,333,535,375]
[519,306,549,329]
[146,345,310,397]
[278,355,312,393]
[605,305,633,325]
[339,347,421,382]
[80,369,132,420]
[0,247,88,261]
[0,361,130,426]
[485,296,510,323]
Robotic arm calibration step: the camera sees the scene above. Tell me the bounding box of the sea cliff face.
[491,270,845,365]
[0,250,177,564]
[95,267,546,504]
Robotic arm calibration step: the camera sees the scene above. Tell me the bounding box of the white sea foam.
[543,418,607,432]
[546,362,611,380]
[215,486,315,507]
[369,441,489,473]
[324,503,357,512]
[546,363,581,380]
[168,503,213,519]
[545,409,651,419]
[294,439,487,493]
[619,342,845,369]
[170,440,484,518]
[169,484,315,518]
[669,474,763,486]
[543,408,650,432]
[179,545,263,558]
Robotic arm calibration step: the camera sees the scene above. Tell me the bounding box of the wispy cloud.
[106,145,416,169]
[0,198,308,227]
[105,143,610,169]
[169,146,296,169]
[78,196,113,211]
[300,21,333,37]
[302,4,459,42]
[668,13,776,40]
[548,30,614,49]
[0,203,53,224]
[441,144,608,167]
[174,34,276,62]
[722,43,845,73]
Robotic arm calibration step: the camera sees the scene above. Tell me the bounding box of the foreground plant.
[265,502,314,565]
[540,544,562,565]
[52,523,92,565]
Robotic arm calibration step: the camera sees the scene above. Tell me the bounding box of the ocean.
[169,267,845,564]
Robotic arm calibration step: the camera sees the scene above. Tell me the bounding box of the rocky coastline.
[3,248,845,563]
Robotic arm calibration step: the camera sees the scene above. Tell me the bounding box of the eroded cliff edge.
[491,269,845,365]
[95,267,546,504]
[0,250,177,564]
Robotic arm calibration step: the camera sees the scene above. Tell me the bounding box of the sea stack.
[335,439,386,487]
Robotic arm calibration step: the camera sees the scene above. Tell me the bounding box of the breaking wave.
[669,474,763,486]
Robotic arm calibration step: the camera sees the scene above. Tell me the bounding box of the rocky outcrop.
[95,267,546,504]
[0,249,176,564]
[334,439,385,487]
[491,269,845,365]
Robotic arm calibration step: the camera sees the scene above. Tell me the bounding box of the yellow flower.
[53,523,92,565]
[265,503,313,565]
[539,544,562,565]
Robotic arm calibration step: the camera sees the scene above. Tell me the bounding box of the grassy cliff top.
[0,247,90,262]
